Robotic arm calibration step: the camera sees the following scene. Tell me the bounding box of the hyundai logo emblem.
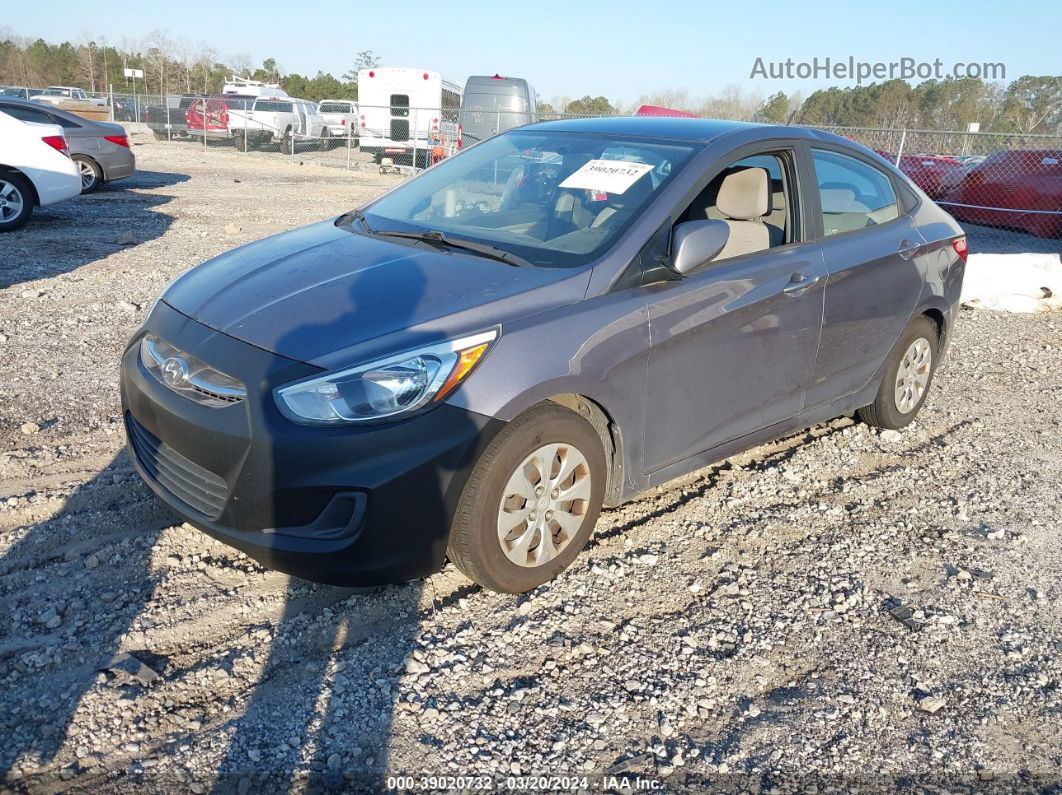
[161,356,189,388]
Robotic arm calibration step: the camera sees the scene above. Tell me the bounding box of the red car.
[185,94,254,141]
[942,150,1062,239]
[873,150,965,200]
[634,104,698,118]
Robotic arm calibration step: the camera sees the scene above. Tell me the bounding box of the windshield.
[359,130,695,268]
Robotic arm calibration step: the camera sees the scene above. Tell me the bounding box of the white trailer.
[357,67,461,165]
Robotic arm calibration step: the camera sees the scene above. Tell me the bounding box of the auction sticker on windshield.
[559,159,654,193]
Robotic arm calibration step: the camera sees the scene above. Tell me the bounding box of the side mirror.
[671,220,730,275]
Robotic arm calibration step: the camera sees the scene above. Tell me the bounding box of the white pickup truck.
[317,100,359,144]
[228,97,330,150]
[35,86,107,107]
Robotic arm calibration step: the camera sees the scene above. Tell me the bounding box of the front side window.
[358,130,696,268]
[811,149,899,236]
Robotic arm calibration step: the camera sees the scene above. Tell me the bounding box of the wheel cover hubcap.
[0,180,23,223]
[497,442,591,568]
[78,161,96,188]
[894,337,932,413]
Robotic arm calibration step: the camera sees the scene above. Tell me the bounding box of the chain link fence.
[114,94,1062,253]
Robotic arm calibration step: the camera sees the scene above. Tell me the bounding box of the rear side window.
[319,102,351,114]
[254,100,293,113]
[0,104,55,124]
[811,149,899,236]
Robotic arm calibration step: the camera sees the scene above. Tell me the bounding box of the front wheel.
[448,403,606,593]
[0,173,33,232]
[857,315,940,430]
[73,155,102,194]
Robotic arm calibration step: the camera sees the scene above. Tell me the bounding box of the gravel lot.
[1,136,1060,792]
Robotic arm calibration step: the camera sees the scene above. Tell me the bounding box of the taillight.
[368,70,375,78]
[341,118,346,125]
[42,135,69,156]
[951,236,968,262]
[103,135,130,148]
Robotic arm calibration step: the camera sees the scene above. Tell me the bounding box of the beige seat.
[713,167,780,260]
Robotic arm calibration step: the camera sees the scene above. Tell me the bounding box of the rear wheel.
[448,404,606,593]
[0,174,33,232]
[73,155,102,194]
[318,129,331,151]
[857,316,939,430]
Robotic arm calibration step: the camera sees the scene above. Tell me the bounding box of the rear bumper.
[101,150,136,181]
[120,302,504,586]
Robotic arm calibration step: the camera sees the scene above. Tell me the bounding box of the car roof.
[528,116,771,143]
[0,95,114,129]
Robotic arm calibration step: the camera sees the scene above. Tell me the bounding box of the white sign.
[559,159,654,194]
[123,68,144,79]
[967,122,980,133]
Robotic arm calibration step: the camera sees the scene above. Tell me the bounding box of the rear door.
[642,143,826,476]
[803,146,927,409]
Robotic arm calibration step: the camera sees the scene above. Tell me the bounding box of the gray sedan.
[121,117,967,593]
[0,96,135,193]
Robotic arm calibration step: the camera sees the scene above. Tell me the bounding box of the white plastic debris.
[960,253,1062,313]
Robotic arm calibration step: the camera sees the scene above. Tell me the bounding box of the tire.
[318,130,331,151]
[0,173,33,233]
[448,403,606,593]
[152,130,168,140]
[857,315,939,430]
[73,155,102,194]
[280,126,293,153]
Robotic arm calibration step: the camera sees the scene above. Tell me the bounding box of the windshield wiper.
[371,229,531,267]
[337,208,372,234]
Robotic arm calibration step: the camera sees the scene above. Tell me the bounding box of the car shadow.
[0,449,177,783]
[0,169,190,290]
[210,238,477,791]
[960,222,1062,255]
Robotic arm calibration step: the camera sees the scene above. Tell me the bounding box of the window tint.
[318,102,352,114]
[390,94,409,117]
[0,104,54,124]
[254,100,293,113]
[49,112,82,129]
[811,149,899,236]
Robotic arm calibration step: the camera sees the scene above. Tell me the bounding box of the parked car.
[35,86,107,107]
[0,111,80,232]
[228,97,329,150]
[1,86,42,100]
[121,117,967,593]
[459,74,536,148]
[146,94,207,139]
[0,97,135,193]
[873,150,965,200]
[184,94,254,142]
[317,99,359,144]
[941,149,1062,238]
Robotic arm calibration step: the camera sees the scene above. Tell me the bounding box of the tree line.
[1,29,1058,134]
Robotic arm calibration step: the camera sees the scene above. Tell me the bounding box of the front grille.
[126,414,229,518]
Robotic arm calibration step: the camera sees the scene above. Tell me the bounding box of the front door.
[643,148,826,475]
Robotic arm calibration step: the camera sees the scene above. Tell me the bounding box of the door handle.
[782,272,821,296]
[898,239,921,260]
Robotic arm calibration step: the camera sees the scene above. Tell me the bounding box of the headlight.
[274,329,498,425]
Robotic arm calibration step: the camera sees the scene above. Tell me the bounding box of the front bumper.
[120,301,503,586]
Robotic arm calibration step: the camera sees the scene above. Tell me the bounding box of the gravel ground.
[1,137,1060,793]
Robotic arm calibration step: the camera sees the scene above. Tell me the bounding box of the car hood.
[163,219,590,367]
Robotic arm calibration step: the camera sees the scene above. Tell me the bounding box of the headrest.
[717,167,770,220]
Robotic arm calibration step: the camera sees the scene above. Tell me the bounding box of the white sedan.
[0,111,81,232]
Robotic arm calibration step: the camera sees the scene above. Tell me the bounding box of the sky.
[4,0,1058,104]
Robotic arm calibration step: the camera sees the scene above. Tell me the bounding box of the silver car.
[0,96,135,193]
[120,117,966,593]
